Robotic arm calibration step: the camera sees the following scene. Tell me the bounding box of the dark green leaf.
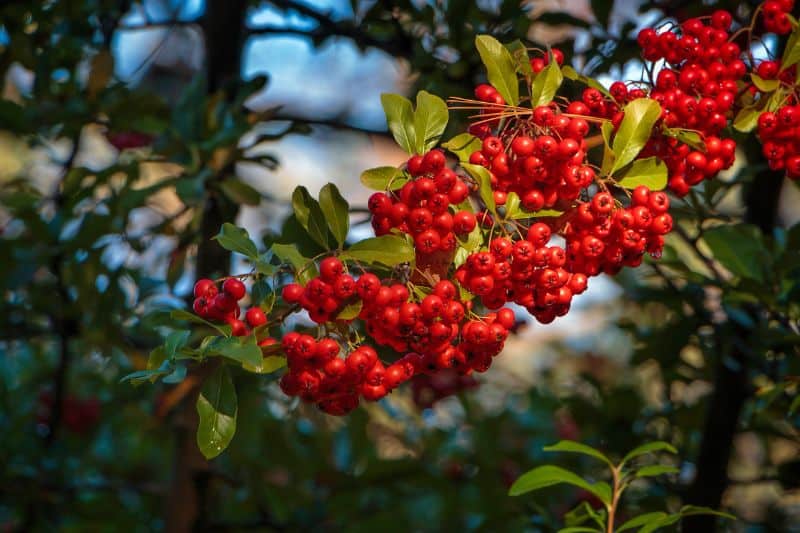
[213,223,259,259]
[475,35,519,105]
[319,183,350,247]
[170,309,229,336]
[413,90,448,153]
[703,224,769,282]
[196,365,237,459]
[381,93,416,154]
[204,336,263,367]
[291,186,330,249]
[270,243,317,285]
[611,99,662,174]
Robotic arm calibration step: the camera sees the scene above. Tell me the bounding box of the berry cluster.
[635,12,743,194]
[281,257,359,324]
[467,110,595,210]
[761,0,795,34]
[369,150,475,257]
[563,187,673,276]
[192,277,267,336]
[758,105,800,178]
[175,3,799,417]
[455,227,587,324]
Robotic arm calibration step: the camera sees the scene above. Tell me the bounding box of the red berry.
[223,278,246,300]
[245,307,267,328]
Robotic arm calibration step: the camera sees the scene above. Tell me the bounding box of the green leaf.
[531,55,564,108]
[319,183,350,247]
[610,99,662,174]
[381,93,416,154]
[214,223,258,260]
[733,106,761,133]
[561,66,613,99]
[703,224,769,282]
[204,336,263,367]
[509,208,563,220]
[504,191,521,218]
[544,440,613,467]
[616,512,668,532]
[475,35,519,105]
[146,346,168,371]
[413,90,449,154]
[341,235,415,267]
[600,121,615,174]
[678,505,736,520]
[637,514,681,533]
[558,528,601,533]
[505,40,532,76]
[661,127,705,151]
[621,441,677,464]
[442,133,482,162]
[462,162,496,214]
[165,330,191,359]
[781,23,800,70]
[508,465,612,505]
[336,300,363,321]
[243,355,287,374]
[635,465,679,478]
[219,179,262,206]
[170,309,229,336]
[615,157,668,190]
[196,365,237,459]
[455,225,484,267]
[360,166,407,190]
[292,186,330,249]
[270,243,317,285]
[751,74,780,93]
[790,394,800,415]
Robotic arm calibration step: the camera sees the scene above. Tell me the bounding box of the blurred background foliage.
[0,0,799,531]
